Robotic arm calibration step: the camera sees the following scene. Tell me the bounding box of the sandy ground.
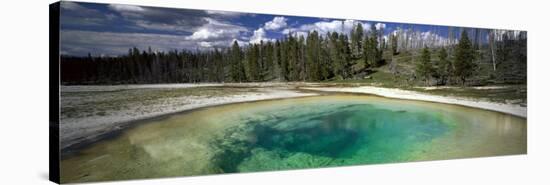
[59,84,318,150]
[416,85,512,90]
[60,83,224,92]
[303,86,527,118]
[60,82,312,92]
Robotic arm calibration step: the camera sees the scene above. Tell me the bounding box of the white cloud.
[249,28,274,44]
[61,2,117,26]
[283,19,370,36]
[198,41,212,48]
[390,28,449,48]
[107,4,145,12]
[294,31,309,38]
[187,29,216,40]
[107,4,209,33]
[375,23,386,30]
[205,10,243,17]
[264,16,288,31]
[185,18,248,41]
[420,31,447,45]
[60,30,227,56]
[61,1,85,11]
[132,20,195,33]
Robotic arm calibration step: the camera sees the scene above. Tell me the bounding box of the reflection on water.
[60,95,526,183]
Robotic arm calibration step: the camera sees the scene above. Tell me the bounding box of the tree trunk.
[491,45,496,71]
[489,30,497,71]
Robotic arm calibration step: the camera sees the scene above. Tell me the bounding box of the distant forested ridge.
[61,25,526,86]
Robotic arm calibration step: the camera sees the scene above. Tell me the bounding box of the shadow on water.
[253,111,360,158]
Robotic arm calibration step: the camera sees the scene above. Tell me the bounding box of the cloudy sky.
[60,1,455,56]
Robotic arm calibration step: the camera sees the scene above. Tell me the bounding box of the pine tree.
[275,40,284,80]
[350,23,364,57]
[363,24,382,68]
[306,31,321,81]
[246,44,260,81]
[230,41,245,82]
[391,34,398,55]
[298,35,306,81]
[371,24,382,66]
[329,32,343,79]
[265,41,274,80]
[434,47,451,85]
[453,30,475,86]
[339,34,352,78]
[279,38,289,81]
[319,36,332,80]
[362,35,371,69]
[287,34,299,81]
[416,47,433,85]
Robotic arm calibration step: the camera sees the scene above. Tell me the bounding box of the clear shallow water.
[60,95,526,183]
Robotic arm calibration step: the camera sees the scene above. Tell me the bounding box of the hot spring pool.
[60,95,526,183]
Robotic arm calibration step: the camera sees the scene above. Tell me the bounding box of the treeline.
[61,23,384,84]
[414,29,527,86]
[61,24,526,86]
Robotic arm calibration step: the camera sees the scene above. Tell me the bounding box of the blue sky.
[60,1,482,56]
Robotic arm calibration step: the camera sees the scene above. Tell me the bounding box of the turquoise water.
[60,95,526,183]
[212,103,451,172]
